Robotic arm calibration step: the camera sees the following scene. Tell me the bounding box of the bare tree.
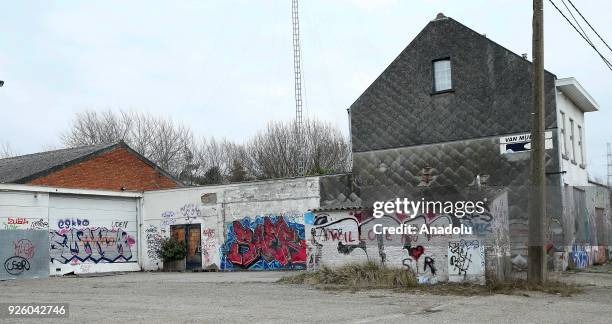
[0,142,18,158]
[61,109,194,177]
[61,110,350,183]
[246,119,350,179]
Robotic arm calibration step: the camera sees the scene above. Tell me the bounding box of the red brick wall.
[27,147,180,191]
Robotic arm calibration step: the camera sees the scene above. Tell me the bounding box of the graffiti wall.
[0,191,50,231]
[220,215,306,270]
[306,190,509,283]
[559,183,612,270]
[48,195,140,275]
[141,177,321,271]
[448,239,485,283]
[1,230,49,280]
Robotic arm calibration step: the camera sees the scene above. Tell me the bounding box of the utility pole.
[528,0,546,283]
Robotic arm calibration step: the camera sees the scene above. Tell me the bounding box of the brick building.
[0,141,182,191]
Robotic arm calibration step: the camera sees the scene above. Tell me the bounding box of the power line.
[548,0,612,71]
[566,0,612,54]
[560,0,592,45]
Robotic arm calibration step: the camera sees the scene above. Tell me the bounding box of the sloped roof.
[0,141,181,186]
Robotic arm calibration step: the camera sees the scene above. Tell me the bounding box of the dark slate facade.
[351,15,557,152]
[348,15,564,273]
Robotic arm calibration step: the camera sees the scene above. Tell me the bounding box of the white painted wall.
[0,185,142,276]
[556,89,589,186]
[141,177,321,271]
[48,194,140,275]
[0,191,49,231]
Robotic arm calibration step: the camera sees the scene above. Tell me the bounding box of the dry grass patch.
[279,262,582,297]
[278,261,417,290]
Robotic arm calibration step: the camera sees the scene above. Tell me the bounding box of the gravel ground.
[0,266,611,324]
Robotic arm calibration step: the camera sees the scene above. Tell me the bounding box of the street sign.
[499,131,553,154]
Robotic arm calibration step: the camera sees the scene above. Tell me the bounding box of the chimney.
[522,53,528,59]
[434,12,447,20]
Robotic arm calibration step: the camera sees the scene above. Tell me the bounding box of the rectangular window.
[433,59,452,92]
[560,111,567,158]
[578,125,584,166]
[569,118,576,163]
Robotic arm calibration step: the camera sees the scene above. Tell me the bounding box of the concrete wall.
[558,183,611,270]
[141,177,321,271]
[0,230,49,280]
[306,190,510,284]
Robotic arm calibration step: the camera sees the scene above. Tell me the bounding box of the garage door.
[48,194,140,275]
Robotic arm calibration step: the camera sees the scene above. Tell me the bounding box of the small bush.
[157,237,186,262]
[279,261,417,290]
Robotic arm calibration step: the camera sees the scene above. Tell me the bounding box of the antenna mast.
[292,0,305,176]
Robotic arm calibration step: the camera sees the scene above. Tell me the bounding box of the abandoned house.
[1,14,609,282]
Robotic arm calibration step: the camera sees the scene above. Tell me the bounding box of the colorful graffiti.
[307,210,456,268]
[2,217,30,230]
[49,227,136,264]
[570,243,589,269]
[401,243,438,284]
[8,217,29,225]
[221,215,306,270]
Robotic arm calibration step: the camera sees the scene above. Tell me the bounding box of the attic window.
[432,58,452,92]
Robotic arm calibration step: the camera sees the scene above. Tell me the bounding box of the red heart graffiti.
[408,245,424,261]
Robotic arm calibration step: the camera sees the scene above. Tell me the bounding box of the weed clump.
[278,261,417,289]
[279,262,582,297]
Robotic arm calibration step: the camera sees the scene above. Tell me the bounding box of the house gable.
[350,15,558,152]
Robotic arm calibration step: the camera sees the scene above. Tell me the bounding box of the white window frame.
[577,124,584,166]
[569,118,576,163]
[432,58,452,92]
[560,111,567,158]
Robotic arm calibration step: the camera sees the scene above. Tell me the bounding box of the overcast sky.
[1,0,610,180]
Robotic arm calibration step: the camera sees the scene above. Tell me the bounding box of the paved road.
[0,268,611,323]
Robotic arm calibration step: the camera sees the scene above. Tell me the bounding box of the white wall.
[0,191,49,231]
[48,194,140,275]
[141,177,321,271]
[556,89,589,186]
[0,185,142,276]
